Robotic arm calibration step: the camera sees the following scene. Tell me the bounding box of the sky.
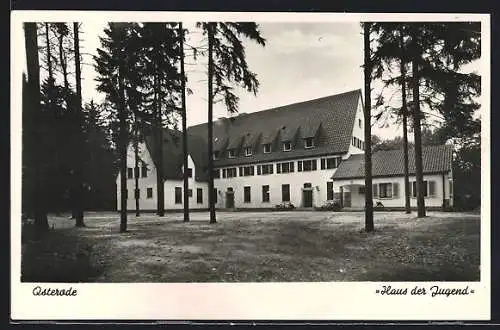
[24,20,482,140]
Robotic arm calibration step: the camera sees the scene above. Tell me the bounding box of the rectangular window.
[225,167,237,178]
[213,169,220,179]
[228,149,236,158]
[188,189,193,197]
[213,151,220,160]
[242,166,254,176]
[372,184,378,198]
[245,147,252,156]
[141,165,147,178]
[304,137,314,148]
[298,161,302,172]
[282,184,290,202]
[283,141,292,151]
[449,180,453,197]
[277,161,294,174]
[127,168,133,179]
[302,159,317,172]
[379,183,393,198]
[323,157,340,169]
[244,186,251,203]
[134,167,139,178]
[411,180,431,197]
[175,187,182,204]
[222,169,227,178]
[262,185,270,203]
[327,182,334,200]
[263,144,271,153]
[186,168,193,178]
[260,164,273,175]
[197,188,203,204]
[359,118,362,128]
[359,186,366,194]
[147,187,153,199]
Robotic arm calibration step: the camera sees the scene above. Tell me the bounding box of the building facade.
[116,89,453,211]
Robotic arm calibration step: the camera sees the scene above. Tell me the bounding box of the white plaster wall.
[117,144,209,211]
[333,172,452,208]
[213,156,347,208]
[346,98,365,156]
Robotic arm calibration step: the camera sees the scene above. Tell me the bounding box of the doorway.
[303,183,313,207]
[225,187,235,209]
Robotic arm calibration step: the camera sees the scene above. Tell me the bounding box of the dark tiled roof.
[188,89,362,167]
[332,144,453,180]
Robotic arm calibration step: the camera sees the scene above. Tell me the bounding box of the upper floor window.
[187,168,193,178]
[222,167,237,178]
[298,159,317,172]
[213,151,220,160]
[141,165,148,178]
[245,147,253,156]
[127,168,133,179]
[277,161,294,174]
[283,141,292,152]
[358,118,362,128]
[239,165,255,176]
[304,137,315,149]
[228,149,236,158]
[257,164,274,175]
[321,157,341,169]
[213,169,220,179]
[263,144,271,153]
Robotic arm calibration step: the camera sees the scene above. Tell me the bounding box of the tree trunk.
[155,72,165,217]
[118,69,128,232]
[134,125,140,217]
[207,23,216,224]
[411,26,426,218]
[363,22,374,232]
[45,23,53,81]
[73,22,85,227]
[179,23,190,222]
[399,33,411,215]
[57,30,69,93]
[24,22,49,232]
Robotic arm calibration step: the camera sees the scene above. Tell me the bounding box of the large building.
[116,89,453,211]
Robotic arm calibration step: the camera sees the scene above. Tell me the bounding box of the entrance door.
[343,191,351,208]
[226,188,235,208]
[303,190,313,207]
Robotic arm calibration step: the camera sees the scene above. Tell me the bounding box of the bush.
[317,200,342,211]
[274,202,295,210]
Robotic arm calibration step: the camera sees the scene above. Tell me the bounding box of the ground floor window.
[379,183,392,198]
[411,180,435,198]
[175,187,182,204]
[373,182,399,199]
[244,186,251,203]
[147,187,153,199]
[188,189,193,197]
[327,182,334,200]
[127,168,133,179]
[282,184,290,202]
[197,188,203,204]
[262,185,270,202]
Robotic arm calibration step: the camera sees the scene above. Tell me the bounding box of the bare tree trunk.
[411,26,426,218]
[363,22,374,232]
[57,30,69,93]
[155,72,165,217]
[399,32,411,215]
[118,69,128,232]
[179,23,190,222]
[45,23,53,81]
[73,22,85,227]
[134,125,140,217]
[207,23,216,224]
[24,22,49,232]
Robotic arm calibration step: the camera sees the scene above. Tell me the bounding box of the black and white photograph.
[11,11,490,320]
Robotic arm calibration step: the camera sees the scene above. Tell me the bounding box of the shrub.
[274,202,295,210]
[318,200,342,211]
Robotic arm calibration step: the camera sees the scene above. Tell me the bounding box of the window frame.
[146,187,153,199]
[304,137,314,149]
[263,143,271,153]
[378,183,393,199]
[141,165,148,178]
[282,184,290,202]
[245,147,253,156]
[283,141,292,152]
[244,186,251,203]
[262,185,270,203]
[197,188,203,204]
[175,187,182,204]
[228,149,236,158]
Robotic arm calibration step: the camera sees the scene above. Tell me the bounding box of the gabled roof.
[142,124,209,182]
[188,89,362,167]
[332,144,453,180]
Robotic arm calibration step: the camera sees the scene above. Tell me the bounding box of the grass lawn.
[21,211,480,282]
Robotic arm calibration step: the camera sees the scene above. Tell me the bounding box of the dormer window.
[283,141,292,152]
[263,144,271,153]
[228,149,236,158]
[245,147,252,156]
[304,137,314,149]
[213,151,220,160]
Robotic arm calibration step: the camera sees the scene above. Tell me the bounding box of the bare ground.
[21,211,481,282]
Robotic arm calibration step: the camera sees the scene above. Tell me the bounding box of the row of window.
[214,138,317,160]
[124,187,204,204]
[215,157,342,179]
[352,137,365,150]
[231,182,337,203]
[127,166,148,179]
[370,180,436,199]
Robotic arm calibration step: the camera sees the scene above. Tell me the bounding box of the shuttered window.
[372,184,378,198]
[393,182,399,198]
